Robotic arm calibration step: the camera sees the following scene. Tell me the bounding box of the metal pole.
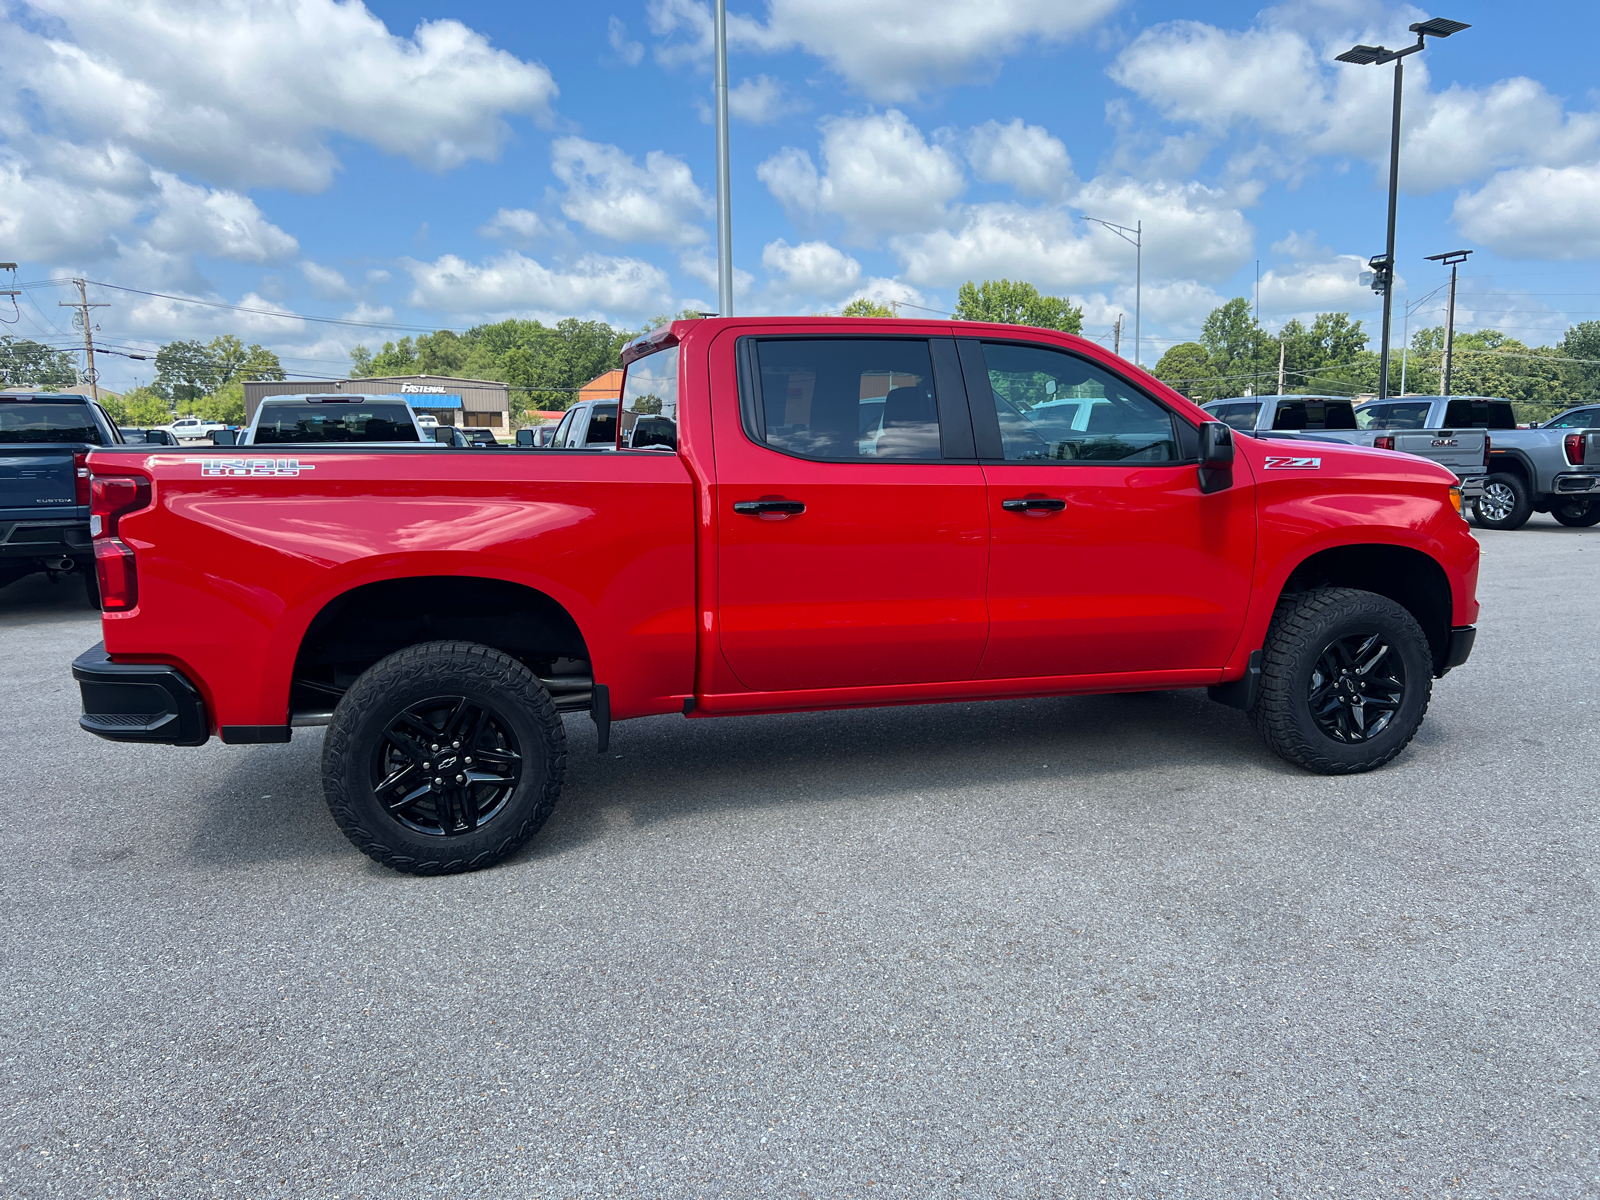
[60,279,107,403]
[1379,59,1404,399]
[713,0,733,318]
[1277,335,1285,394]
[1441,259,1459,396]
[1134,221,1141,367]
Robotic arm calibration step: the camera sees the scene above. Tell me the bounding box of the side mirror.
[1198,421,1234,494]
[433,427,454,443]
[515,428,535,447]
[210,429,237,446]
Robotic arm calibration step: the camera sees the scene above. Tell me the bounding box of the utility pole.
[1113,313,1123,358]
[1426,249,1472,396]
[60,279,108,403]
[1277,335,1286,394]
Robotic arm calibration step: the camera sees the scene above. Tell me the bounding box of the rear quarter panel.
[89,447,696,727]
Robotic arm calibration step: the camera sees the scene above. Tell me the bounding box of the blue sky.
[4,0,1600,390]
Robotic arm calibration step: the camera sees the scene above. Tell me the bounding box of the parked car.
[546,399,619,449]
[118,427,177,446]
[74,317,1480,876]
[1352,395,1600,530]
[168,415,225,443]
[415,414,440,433]
[2,392,121,604]
[240,394,426,445]
[1201,394,1488,501]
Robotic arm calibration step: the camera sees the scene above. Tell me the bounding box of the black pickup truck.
[0,393,123,604]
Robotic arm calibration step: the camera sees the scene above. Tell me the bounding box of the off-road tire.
[1551,497,1600,527]
[322,640,566,875]
[1472,472,1532,531]
[1251,587,1433,775]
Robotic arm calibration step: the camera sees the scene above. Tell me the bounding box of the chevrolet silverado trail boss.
[71,318,1480,875]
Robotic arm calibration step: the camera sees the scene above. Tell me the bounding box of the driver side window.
[979,342,1177,463]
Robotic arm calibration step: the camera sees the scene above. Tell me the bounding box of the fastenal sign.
[400,384,450,394]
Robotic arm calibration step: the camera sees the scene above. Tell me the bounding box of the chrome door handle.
[1001,497,1066,513]
[733,499,805,516]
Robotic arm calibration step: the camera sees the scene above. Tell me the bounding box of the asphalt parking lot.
[2,519,1595,1199]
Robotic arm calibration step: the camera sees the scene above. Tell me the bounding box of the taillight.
[73,451,91,505]
[89,474,151,612]
[1374,435,1395,451]
[1566,433,1586,465]
[1484,435,1492,469]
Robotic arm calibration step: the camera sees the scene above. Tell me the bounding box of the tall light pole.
[1336,17,1469,398]
[1083,216,1141,366]
[713,0,734,317]
[1425,249,1472,395]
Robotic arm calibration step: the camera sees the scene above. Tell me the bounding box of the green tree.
[1558,321,1600,401]
[183,379,247,425]
[1152,342,1219,401]
[0,336,78,389]
[953,279,1083,333]
[841,298,893,317]
[153,340,219,402]
[204,335,283,385]
[350,337,420,377]
[101,385,172,426]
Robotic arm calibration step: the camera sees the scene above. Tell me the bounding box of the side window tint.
[747,339,941,461]
[552,409,575,447]
[979,342,1177,463]
[584,403,618,446]
[1379,402,1433,429]
[1219,403,1262,432]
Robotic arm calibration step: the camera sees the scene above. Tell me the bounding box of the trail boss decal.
[190,458,316,478]
[1263,455,1322,470]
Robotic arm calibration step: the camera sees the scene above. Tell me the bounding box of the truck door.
[712,333,989,693]
[961,339,1255,679]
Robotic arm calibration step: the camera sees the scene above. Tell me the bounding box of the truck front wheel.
[1551,497,1600,527]
[1251,588,1433,775]
[1471,473,1532,530]
[322,641,566,875]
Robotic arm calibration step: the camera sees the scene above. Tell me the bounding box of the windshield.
[620,346,679,450]
[253,401,419,444]
[0,400,101,444]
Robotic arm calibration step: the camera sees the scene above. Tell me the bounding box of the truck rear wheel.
[1551,497,1600,527]
[1471,473,1532,530]
[1251,588,1432,775]
[322,641,566,875]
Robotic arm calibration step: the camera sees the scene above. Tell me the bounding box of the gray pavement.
[1,520,1596,1199]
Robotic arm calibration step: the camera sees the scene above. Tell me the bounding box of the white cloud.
[966,119,1074,199]
[608,16,645,66]
[757,111,965,236]
[729,76,800,124]
[762,239,862,296]
[120,291,306,340]
[891,204,1097,289]
[651,0,1121,101]
[405,251,672,317]
[342,302,396,325]
[2,0,559,193]
[141,173,298,262]
[1110,11,1600,194]
[478,207,553,245]
[1453,165,1600,261]
[551,138,713,245]
[0,150,139,261]
[1074,176,1254,281]
[366,269,392,284]
[300,260,355,300]
[677,251,755,302]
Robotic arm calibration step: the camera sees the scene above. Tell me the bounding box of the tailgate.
[1392,430,1486,474]
[0,447,77,515]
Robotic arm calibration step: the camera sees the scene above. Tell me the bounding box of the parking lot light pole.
[1426,249,1473,395]
[1083,216,1141,366]
[1336,17,1470,399]
[713,0,733,317]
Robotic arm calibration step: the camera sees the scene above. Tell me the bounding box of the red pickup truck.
[73,318,1480,875]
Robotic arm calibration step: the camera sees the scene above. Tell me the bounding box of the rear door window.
[977,342,1177,462]
[0,399,102,444]
[582,404,618,447]
[1208,402,1261,432]
[1361,401,1433,429]
[1546,407,1600,428]
[252,401,420,444]
[1443,399,1517,429]
[742,338,944,460]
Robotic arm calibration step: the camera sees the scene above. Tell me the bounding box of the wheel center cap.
[437,754,458,771]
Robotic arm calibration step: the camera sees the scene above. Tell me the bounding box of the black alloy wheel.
[322,641,566,875]
[1551,497,1600,527]
[372,697,523,837]
[1307,632,1406,744]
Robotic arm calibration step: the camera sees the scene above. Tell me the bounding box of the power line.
[82,281,459,334]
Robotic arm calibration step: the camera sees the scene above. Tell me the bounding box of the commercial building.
[243,375,511,432]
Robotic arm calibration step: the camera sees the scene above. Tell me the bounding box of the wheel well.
[1487,451,1530,484]
[1282,545,1453,673]
[291,576,591,715]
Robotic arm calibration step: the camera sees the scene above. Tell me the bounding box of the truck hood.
[1240,431,1460,485]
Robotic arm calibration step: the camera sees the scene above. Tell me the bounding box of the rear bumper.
[1454,473,1486,500]
[0,517,92,562]
[72,642,210,746]
[1439,625,1476,676]
[1553,473,1600,494]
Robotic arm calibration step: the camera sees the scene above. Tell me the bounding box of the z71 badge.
[1263,455,1322,469]
[190,458,316,478]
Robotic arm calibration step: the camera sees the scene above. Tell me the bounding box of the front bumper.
[72,642,210,745]
[1439,625,1476,676]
